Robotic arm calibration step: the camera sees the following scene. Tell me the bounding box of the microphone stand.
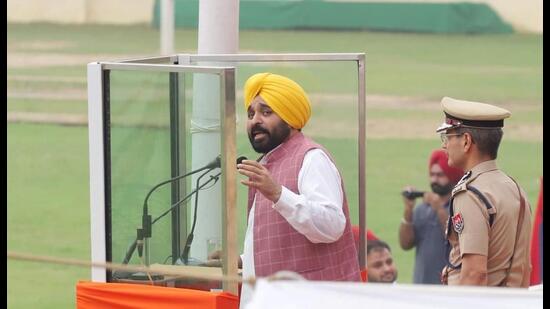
[153,171,221,225]
[139,156,220,266]
[142,165,216,243]
[119,169,221,266]
[180,168,215,264]
[180,156,246,264]
[117,155,243,270]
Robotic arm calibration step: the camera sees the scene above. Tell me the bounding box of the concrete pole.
[160,0,174,55]
[190,0,239,262]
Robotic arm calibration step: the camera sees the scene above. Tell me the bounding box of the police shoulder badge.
[456,170,472,187]
[452,212,464,234]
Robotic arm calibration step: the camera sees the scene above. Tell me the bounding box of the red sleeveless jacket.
[247,132,360,281]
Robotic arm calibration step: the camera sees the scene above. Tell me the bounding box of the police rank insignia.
[456,170,472,186]
[452,213,464,234]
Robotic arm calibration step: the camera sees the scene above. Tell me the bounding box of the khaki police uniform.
[437,97,532,287]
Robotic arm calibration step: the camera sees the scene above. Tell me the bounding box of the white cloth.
[240,148,346,308]
[244,280,543,309]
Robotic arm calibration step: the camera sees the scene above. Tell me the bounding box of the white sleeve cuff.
[272,186,298,217]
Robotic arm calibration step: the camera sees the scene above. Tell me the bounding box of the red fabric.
[76,281,238,309]
[360,269,368,282]
[429,149,463,184]
[530,177,543,285]
[351,226,375,283]
[351,225,378,250]
[248,132,360,281]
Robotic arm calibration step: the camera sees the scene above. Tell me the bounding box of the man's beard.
[431,182,454,196]
[248,122,291,154]
[380,271,398,283]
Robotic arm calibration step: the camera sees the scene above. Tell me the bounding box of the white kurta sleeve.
[272,149,346,243]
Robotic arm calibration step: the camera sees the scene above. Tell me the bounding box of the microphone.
[120,155,247,266]
[237,156,247,165]
[140,155,223,244]
[204,155,221,169]
[142,154,245,227]
[204,155,247,168]
[401,190,425,200]
[117,174,221,272]
[180,155,248,264]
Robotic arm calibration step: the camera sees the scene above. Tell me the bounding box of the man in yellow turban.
[236,72,360,307]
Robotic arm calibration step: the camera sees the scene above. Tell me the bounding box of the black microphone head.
[204,155,222,169]
[206,155,247,168]
[237,156,247,165]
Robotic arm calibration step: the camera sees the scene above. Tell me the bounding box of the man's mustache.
[251,125,269,135]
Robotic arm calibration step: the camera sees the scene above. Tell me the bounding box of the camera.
[401,190,425,199]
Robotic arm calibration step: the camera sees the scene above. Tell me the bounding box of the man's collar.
[260,143,284,163]
[469,160,498,178]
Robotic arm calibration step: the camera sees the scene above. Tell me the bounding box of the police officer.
[437,97,531,287]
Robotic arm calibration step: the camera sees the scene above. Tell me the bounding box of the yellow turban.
[244,72,312,129]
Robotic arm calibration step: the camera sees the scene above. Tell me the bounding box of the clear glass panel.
[107,69,226,287]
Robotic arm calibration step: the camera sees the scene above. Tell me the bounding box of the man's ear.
[463,133,473,152]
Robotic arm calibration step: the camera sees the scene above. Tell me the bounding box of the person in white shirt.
[236,72,360,307]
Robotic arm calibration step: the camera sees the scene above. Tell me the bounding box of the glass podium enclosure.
[88,60,238,292]
[87,54,366,295]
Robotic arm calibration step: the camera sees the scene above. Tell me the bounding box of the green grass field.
[7,23,542,308]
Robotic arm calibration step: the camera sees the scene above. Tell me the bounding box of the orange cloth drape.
[76,281,238,309]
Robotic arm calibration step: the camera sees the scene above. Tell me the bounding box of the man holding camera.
[398,149,463,284]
